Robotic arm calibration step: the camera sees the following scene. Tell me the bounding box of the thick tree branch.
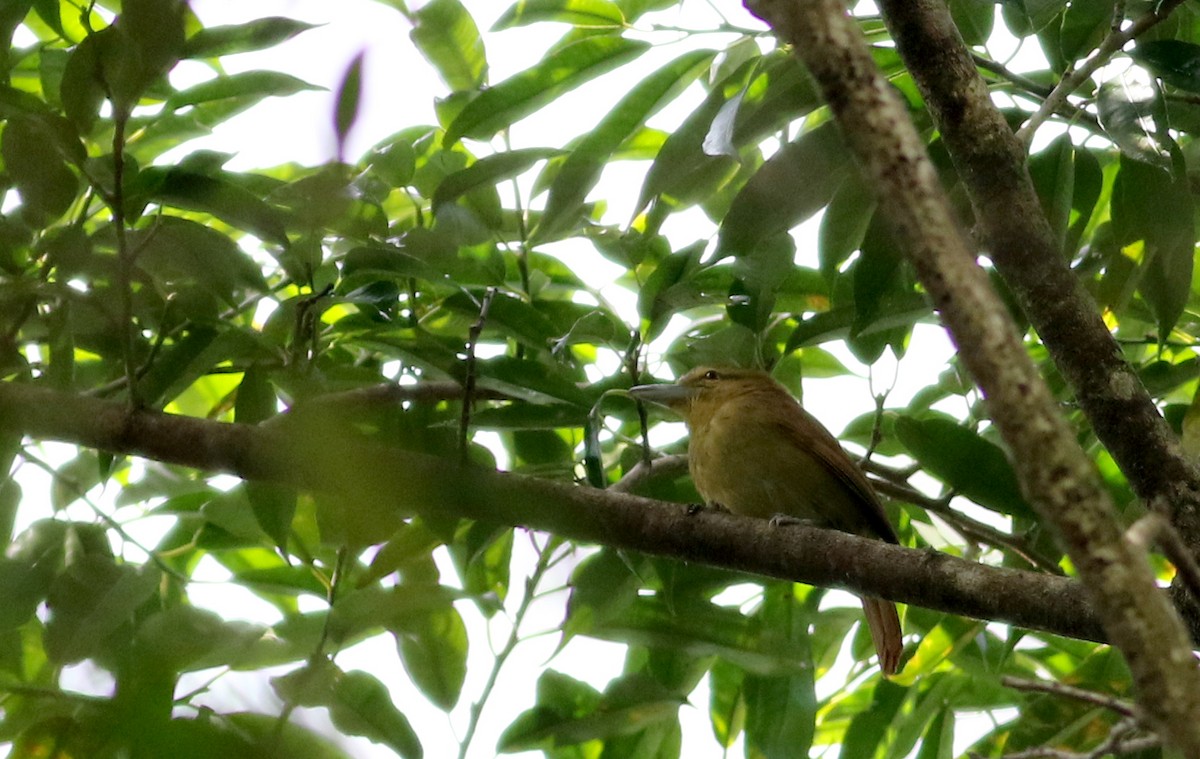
[744,0,1200,753]
[878,0,1200,528]
[0,380,1103,643]
[876,0,1200,626]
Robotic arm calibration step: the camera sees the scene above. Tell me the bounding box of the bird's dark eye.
[703,370,720,380]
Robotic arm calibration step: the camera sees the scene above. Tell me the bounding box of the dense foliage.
[5,0,1200,756]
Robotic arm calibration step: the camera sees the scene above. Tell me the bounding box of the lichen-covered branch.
[742,0,1200,753]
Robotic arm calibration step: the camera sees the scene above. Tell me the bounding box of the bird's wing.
[779,408,900,544]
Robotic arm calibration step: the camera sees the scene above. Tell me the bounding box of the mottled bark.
[743,0,1200,753]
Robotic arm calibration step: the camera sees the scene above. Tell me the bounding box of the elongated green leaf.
[133,167,289,245]
[499,673,680,751]
[443,35,650,145]
[1058,0,1108,62]
[1112,154,1195,339]
[719,122,851,258]
[334,51,366,154]
[432,148,561,209]
[409,0,487,92]
[895,416,1034,519]
[948,0,993,47]
[394,605,467,710]
[166,71,321,111]
[1130,40,1200,94]
[45,560,162,664]
[107,0,187,113]
[1097,67,1171,169]
[840,680,907,757]
[819,171,875,282]
[135,217,267,306]
[331,670,423,758]
[1,114,80,224]
[535,48,715,240]
[1028,135,1075,255]
[492,0,626,30]
[749,588,816,752]
[184,17,318,58]
[635,54,760,217]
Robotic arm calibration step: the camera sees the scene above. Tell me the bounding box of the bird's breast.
[686,397,871,530]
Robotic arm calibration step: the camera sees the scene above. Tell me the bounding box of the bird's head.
[629,366,785,424]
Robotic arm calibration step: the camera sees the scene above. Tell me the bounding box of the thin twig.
[110,111,139,407]
[1126,512,1200,605]
[610,453,689,493]
[1001,675,1139,718]
[1015,0,1189,145]
[457,537,557,759]
[459,287,496,464]
[626,332,652,469]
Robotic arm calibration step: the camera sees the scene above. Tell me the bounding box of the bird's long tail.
[861,596,903,676]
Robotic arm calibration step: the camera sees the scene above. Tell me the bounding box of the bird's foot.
[768,513,816,528]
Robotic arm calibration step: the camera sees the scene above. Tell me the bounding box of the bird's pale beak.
[628,383,695,410]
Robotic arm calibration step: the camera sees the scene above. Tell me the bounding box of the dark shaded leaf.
[334,51,366,154]
[895,416,1034,519]
[1097,67,1171,169]
[1111,154,1195,339]
[718,122,851,258]
[1130,40,1200,94]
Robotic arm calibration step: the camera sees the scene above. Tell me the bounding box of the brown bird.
[629,365,903,675]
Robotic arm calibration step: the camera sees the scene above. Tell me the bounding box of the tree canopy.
[7,0,1200,756]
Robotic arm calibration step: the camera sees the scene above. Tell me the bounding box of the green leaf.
[443,35,650,145]
[1112,154,1195,339]
[1,115,80,225]
[718,122,851,258]
[744,587,816,757]
[106,0,187,113]
[916,707,956,759]
[492,0,626,30]
[133,216,269,304]
[1097,67,1171,169]
[334,51,366,154]
[840,680,907,757]
[59,31,107,133]
[1058,0,1108,62]
[432,148,562,209]
[536,48,716,239]
[1130,40,1200,94]
[184,16,319,58]
[819,171,876,282]
[409,0,487,92]
[948,0,993,47]
[394,605,468,710]
[634,54,758,216]
[45,559,161,664]
[132,168,289,245]
[1027,134,1075,255]
[332,670,424,758]
[0,557,47,629]
[499,672,680,751]
[165,70,322,111]
[895,416,1035,519]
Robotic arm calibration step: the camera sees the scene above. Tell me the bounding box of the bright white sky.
[12,1,1000,757]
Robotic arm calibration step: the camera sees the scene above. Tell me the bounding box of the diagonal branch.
[742,0,1200,753]
[875,0,1200,627]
